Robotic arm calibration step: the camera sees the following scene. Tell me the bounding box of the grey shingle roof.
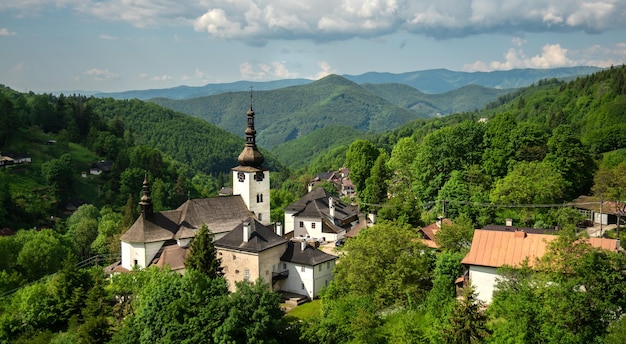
[280,241,337,266]
[121,195,254,244]
[120,211,180,243]
[216,218,287,253]
[285,187,359,225]
[177,196,254,235]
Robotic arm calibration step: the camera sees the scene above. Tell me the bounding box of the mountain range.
[94,66,601,100]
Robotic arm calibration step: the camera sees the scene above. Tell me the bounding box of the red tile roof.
[462,229,618,268]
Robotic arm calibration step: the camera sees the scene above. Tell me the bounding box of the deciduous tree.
[333,221,434,308]
[344,139,379,193]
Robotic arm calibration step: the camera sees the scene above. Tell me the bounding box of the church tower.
[232,93,270,225]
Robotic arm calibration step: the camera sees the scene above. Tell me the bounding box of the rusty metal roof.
[461,229,618,268]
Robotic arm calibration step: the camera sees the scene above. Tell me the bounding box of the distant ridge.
[343,66,602,94]
[91,67,601,100]
[94,79,311,100]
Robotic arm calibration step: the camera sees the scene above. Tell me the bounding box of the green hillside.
[270,125,363,169]
[363,83,513,117]
[149,74,426,149]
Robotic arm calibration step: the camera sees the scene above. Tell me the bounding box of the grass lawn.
[284,299,321,322]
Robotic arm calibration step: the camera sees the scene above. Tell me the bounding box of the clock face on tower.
[237,172,245,182]
[254,171,264,181]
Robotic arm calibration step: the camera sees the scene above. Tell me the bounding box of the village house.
[112,98,337,300]
[418,217,452,249]
[309,168,356,197]
[461,226,619,304]
[283,186,361,242]
[0,152,31,167]
[571,195,621,226]
[89,160,113,175]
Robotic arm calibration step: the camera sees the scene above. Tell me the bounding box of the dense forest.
[1,65,626,343]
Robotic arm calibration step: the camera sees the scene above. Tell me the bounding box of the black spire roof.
[237,92,264,167]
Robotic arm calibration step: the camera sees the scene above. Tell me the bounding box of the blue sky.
[1,0,625,93]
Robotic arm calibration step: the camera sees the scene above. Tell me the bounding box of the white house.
[284,187,361,242]
[214,219,338,298]
[278,240,337,299]
[461,228,619,304]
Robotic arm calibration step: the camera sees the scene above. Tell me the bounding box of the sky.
[1,0,626,93]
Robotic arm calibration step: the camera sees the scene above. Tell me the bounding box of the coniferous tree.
[121,193,137,232]
[184,224,224,278]
[443,284,490,344]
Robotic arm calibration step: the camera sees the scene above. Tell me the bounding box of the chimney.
[436,216,444,228]
[243,222,250,242]
[300,240,307,251]
[506,218,513,227]
[329,197,335,219]
[514,228,526,238]
[276,222,282,237]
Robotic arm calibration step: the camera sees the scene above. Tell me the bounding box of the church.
[115,97,337,299]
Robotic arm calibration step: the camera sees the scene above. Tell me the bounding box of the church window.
[254,171,264,181]
[257,193,263,203]
[258,213,263,221]
[301,283,305,290]
[237,172,245,182]
[299,221,303,228]
[311,223,316,229]
[244,268,250,281]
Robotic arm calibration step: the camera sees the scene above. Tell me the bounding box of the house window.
[256,193,263,203]
[301,283,305,290]
[319,265,322,272]
[327,262,331,269]
[301,265,305,272]
[283,263,287,270]
[244,268,250,281]
[133,259,138,266]
[299,221,304,228]
[325,280,329,286]
[311,223,316,229]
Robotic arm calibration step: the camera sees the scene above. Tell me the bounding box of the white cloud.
[11,62,26,72]
[463,43,606,72]
[313,61,336,79]
[239,61,299,80]
[0,28,16,36]
[150,74,173,81]
[3,1,626,42]
[99,34,117,40]
[82,68,120,80]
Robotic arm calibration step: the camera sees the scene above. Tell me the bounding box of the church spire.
[139,171,153,219]
[237,90,264,167]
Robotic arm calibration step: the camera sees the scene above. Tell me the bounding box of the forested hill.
[150,74,424,149]
[362,83,512,118]
[0,87,284,230]
[85,98,276,175]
